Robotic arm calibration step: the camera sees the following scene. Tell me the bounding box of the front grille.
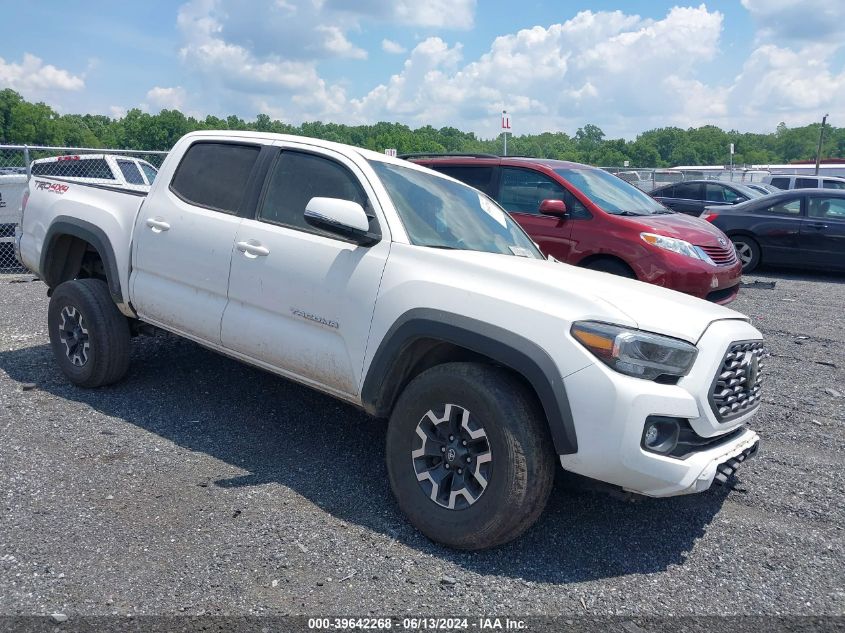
[698,243,738,266]
[0,223,16,238]
[710,341,766,422]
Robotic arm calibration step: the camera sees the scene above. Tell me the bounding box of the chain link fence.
[601,166,774,192]
[0,145,168,273]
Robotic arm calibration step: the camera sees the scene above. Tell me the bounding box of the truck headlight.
[571,321,698,380]
[640,232,714,264]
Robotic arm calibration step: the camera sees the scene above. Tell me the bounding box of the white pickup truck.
[16,131,764,549]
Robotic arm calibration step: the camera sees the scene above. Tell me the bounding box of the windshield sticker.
[509,246,533,258]
[478,194,507,228]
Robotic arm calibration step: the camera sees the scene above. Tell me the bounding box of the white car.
[764,174,845,190]
[30,154,158,191]
[16,131,764,549]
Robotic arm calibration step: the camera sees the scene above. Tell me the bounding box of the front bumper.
[560,318,763,497]
[633,253,742,304]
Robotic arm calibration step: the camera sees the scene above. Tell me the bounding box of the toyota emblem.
[718,237,727,247]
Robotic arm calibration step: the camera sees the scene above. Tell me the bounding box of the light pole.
[815,113,829,176]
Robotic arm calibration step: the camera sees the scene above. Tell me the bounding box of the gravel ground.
[0,269,843,618]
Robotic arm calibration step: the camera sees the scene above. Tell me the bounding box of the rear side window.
[770,177,790,189]
[822,179,845,190]
[116,160,145,185]
[259,150,371,237]
[430,166,495,195]
[795,177,819,189]
[673,182,702,200]
[31,158,115,180]
[762,198,801,216]
[139,162,158,184]
[170,142,260,214]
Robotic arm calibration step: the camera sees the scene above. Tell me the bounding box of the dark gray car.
[651,180,764,216]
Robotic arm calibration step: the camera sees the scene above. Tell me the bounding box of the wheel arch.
[40,217,123,305]
[362,309,578,455]
[577,253,638,277]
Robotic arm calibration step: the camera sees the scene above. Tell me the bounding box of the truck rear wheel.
[386,362,555,549]
[48,279,130,388]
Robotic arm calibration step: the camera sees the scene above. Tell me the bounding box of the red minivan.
[410,155,742,304]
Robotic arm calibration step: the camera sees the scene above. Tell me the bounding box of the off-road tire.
[48,279,130,388]
[386,362,555,550]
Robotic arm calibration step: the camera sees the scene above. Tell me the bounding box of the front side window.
[795,178,819,189]
[823,180,845,190]
[499,167,588,218]
[556,168,671,215]
[705,183,729,203]
[808,197,845,219]
[117,160,145,185]
[369,160,542,258]
[770,177,790,189]
[259,151,371,237]
[170,142,260,214]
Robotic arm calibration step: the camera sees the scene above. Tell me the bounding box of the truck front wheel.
[48,279,130,388]
[386,362,555,549]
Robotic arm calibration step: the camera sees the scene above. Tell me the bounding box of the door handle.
[236,240,270,258]
[145,218,170,233]
[809,222,828,230]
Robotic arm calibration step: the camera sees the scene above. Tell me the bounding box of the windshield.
[555,168,670,215]
[370,160,543,258]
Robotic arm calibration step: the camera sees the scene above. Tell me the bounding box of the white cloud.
[109,105,128,119]
[0,53,84,98]
[741,0,845,44]
[316,25,367,60]
[145,86,188,111]
[382,39,407,55]
[391,0,475,30]
[162,1,843,137]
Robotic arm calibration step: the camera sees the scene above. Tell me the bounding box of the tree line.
[1,89,842,167]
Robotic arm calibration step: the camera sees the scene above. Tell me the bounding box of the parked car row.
[408,155,742,304]
[702,190,845,273]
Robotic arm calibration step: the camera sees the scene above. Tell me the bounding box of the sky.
[1,1,844,139]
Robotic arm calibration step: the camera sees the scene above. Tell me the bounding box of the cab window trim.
[253,147,381,245]
[168,140,266,217]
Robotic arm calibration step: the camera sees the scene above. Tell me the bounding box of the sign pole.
[501,110,511,156]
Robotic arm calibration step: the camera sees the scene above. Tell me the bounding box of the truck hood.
[623,212,728,246]
[438,249,747,344]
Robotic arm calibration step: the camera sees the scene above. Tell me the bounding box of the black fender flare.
[40,216,123,304]
[362,309,578,455]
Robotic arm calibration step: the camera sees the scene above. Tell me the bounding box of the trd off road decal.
[34,180,69,195]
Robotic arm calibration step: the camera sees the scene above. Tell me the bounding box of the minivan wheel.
[731,236,761,273]
[48,279,131,388]
[386,362,555,550]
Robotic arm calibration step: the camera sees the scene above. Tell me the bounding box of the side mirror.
[733,196,748,204]
[539,198,568,217]
[304,197,379,246]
